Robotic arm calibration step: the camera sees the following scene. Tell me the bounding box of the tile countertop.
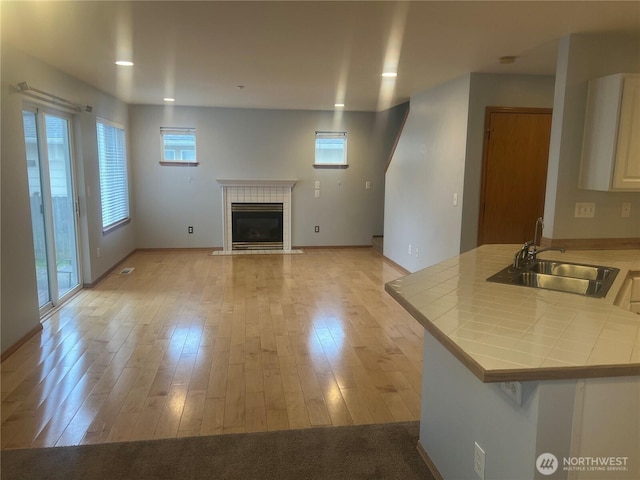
[385,244,640,383]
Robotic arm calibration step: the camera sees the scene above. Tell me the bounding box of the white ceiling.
[2,1,639,112]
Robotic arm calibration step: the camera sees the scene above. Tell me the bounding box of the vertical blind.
[97,120,130,231]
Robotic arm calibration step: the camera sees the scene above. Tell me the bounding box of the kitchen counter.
[385,244,640,382]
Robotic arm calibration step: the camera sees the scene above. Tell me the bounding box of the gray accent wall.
[1,47,41,354]
[384,75,471,272]
[421,331,640,479]
[421,332,544,479]
[0,43,405,355]
[544,33,640,240]
[1,45,134,353]
[462,73,556,252]
[129,105,404,249]
[384,73,556,272]
[385,33,639,274]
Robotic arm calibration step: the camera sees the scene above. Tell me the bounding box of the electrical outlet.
[315,189,320,198]
[474,442,485,480]
[188,226,194,234]
[314,181,320,189]
[315,226,320,233]
[622,202,631,218]
[501,381,523,405]
[365,181,371,190]
[574,202,595,218]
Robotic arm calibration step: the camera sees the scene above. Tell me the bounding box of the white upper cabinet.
[579,73,640,191]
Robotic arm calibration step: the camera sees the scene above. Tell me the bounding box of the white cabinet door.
[612,76,640,190]
[579,73,640,191]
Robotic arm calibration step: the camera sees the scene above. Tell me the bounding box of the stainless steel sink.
[512,272,605,296]
[487,260,619,298]
[528,261,614,281]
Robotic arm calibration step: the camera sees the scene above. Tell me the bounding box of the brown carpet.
[1,421,434,480]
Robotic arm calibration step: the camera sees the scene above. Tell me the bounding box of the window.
[160,127,197,165]
[314,131,348,168]
[96,119,130,233]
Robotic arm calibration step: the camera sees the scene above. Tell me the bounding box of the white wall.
[129,105,403,248]
[1,45,134,353]
[544,33,640,240]
[384,75,471,272]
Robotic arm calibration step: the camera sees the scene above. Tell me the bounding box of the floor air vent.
[118,267,135,275]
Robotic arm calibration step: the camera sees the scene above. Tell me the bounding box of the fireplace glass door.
[231,203,284,250]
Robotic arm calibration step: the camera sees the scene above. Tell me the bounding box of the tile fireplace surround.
[217,179,297,251]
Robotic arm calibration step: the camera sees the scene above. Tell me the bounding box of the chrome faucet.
[512,217,565,270]
[530,217,565,261]
[532,246,566,260]
[533,217,544,250]
[512,241,532,270]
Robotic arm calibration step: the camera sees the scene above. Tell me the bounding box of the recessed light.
[115,60,134,66]
[382,72,397,78]
[334,103,345,108]
[163,97,175,102]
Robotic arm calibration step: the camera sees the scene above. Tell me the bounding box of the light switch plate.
[575,202,595,218]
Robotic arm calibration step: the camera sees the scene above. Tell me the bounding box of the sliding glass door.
[23,107,81,313]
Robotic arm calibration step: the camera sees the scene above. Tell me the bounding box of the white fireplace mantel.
[217,179,297,188]
[217,179,297,251]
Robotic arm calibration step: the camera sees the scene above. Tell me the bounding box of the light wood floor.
[1,249,423,449]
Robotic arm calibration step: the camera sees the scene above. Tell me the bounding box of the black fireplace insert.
[231,203,284,250]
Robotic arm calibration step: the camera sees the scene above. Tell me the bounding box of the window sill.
[159,161,199,167]
[313,164,349,169]
[102,217,130,235]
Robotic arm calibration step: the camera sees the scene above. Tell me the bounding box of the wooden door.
[478,108,552,245]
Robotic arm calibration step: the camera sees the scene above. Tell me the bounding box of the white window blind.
[315,131,348,167]
[97,119,130,232]
[160,127,197,164]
